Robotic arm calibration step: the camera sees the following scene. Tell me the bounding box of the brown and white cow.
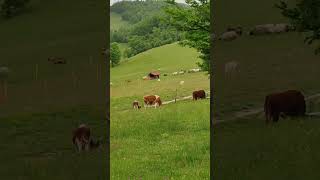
[264,90,306,124]
[133,100,141,109]
[72,124,91,152]
[193,90,206,100]
[143,95,162,109]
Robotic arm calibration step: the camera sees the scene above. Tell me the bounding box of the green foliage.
[111,7,184,58]
[276,0,320,54]
[111,0,168,24]
[111,43,121,67]
[0,0,30,18]
[164,0,210,72]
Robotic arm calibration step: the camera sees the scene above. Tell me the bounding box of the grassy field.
[0,0,107,179]
[213,0,320,179]
[110,43,210,178]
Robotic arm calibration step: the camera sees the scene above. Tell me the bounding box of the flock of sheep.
[217,23,295,41]
[169,68,201,76]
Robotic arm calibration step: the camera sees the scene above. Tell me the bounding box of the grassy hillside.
[0,0,107,179]
[111,43,210,178]
[213,0,320,179]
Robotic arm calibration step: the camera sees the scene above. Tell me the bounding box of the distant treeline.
[110,0,187,58]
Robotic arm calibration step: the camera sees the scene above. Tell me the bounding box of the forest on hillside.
[110,1,186,58]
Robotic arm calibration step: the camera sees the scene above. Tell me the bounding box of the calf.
[264,90,306,124]
[133,100,141,109]
[143,95,162,109]
[193,90,206,100]
[72,124,91,152]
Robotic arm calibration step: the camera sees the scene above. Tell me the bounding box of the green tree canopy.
[276,0,320,54]
[165,0,210,72]
[0,0,30,18]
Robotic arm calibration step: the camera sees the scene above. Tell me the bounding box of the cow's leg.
[85,142,90,151]
[76,139,82,152]
[273,112,280,122]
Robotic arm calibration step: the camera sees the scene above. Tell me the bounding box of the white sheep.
[172,72,178,76]
[249,24,275,35]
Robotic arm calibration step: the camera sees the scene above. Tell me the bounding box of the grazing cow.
[48,57,66,64]
[264,90,306,124]
[224,61,240,78]
[72,124,91,152]
[143,95,162,109]
[193,90,206,100]
[133,100,141,109]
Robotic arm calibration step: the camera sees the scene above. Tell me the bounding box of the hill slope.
[110,43,210,178]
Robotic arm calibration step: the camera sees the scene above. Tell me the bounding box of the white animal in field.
[172,72,178,76]
[273,23,290,33]
[178,71,185,75]
[249,24,275,35]
[188,68,201,73]
[224,61,240,78]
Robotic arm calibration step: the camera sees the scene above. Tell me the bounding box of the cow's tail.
[264,96,269,123]
[158,98,162,106]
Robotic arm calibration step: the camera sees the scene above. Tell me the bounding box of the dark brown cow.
[72,124,91,152]
[133,100,141,109]
[193,90,206,100]
[48,57,66,64]
[143,95,162,109]
[264,90,306,124]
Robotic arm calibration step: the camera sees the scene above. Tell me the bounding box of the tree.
[0,0,30,18]
[164,0,210,72]
[110,43,121,67]
[276,0,320,54]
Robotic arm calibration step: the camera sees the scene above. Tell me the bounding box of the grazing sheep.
[188,68,201,73]
[178,71,185,75]
[226,26,243,35]
[172,72,178,76]
[249,24,275,35]
[218,31,240,41]
[273,23,290,33]
[225,61,240,78]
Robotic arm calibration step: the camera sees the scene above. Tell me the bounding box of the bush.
[0,0,30,18]
[110,43,121,67]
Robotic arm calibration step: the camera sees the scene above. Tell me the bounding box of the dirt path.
[162,91,210,105]
[213,92,320,125]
